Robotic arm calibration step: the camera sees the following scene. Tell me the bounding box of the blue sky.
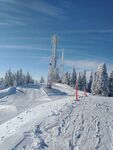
[0,0,113,79]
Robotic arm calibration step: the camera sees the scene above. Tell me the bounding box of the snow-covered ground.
[0,84,113,150]
[0,105,17,124]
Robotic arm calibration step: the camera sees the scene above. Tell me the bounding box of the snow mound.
[0,105,17,124]
[0,87,16,99]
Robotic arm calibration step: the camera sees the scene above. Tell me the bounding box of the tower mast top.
[51,34,58,69]
[51,34,58,45]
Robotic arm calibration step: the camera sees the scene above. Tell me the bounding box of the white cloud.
[60,29,113,34]
[29,1,65,18]
[65,60,101,70]
[0,0,66,19]
[0,22,11,26]
[65,59,113,79]
[0,44,49,51]
[65,59,113,73]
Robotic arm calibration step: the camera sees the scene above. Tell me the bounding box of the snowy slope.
[0,97,73,150]
[13,96,113,150]
[0,84,113,150]
[0,105,17,124]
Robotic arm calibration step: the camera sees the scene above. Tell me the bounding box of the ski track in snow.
[0,84,113,150]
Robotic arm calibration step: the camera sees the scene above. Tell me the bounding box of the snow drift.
[0,87,16,99]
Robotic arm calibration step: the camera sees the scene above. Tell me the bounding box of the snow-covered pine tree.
[78,71,87,91]
[25,72,31,84]
[92,64,109,96]
[16,70,19,86]
[5,69,15,87]
[68,73,71,86]
[61,74,66,84]
[63,72,69,85]
[82,70,87,91]
[78,73,82,90]
[22,74,26,85]
[16,69,23,86]
[108,70,113,97]
[40,76,45,83]
[0,77,5,89]
[87,72,93,93]
[70,67,77,88]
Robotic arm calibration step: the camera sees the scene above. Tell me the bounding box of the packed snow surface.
[0,105,17,124]
[0,84,113,150]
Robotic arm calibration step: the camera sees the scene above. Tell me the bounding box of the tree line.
[62,64,113,97]
[0,69,34,88]
[0,64,113,97]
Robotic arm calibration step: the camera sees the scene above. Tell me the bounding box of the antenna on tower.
[61,49,64,79]
[47,34,65,87]
[47,34,58,88]
[51,34,58,69]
